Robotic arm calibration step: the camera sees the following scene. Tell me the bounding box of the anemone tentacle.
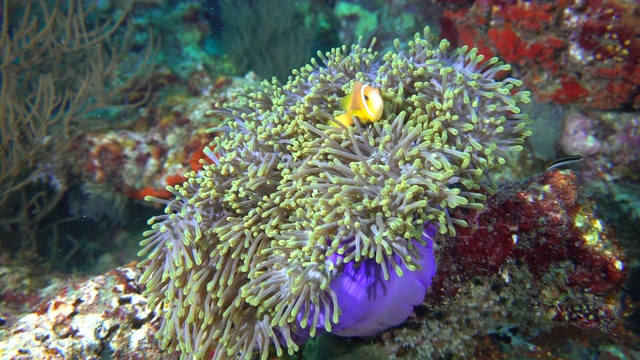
[138,27,531,360]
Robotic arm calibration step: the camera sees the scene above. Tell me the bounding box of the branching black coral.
[0,0,156,259]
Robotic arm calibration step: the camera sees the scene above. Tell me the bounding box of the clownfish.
[331,81,384,127]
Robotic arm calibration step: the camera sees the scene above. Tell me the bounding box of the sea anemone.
[138,27,531,360]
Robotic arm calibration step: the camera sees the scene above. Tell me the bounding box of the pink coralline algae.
[561,111,640,186]
[0,171,629,359]
[439,0,640,109]
[559,110,640,242]
[560,111,602,157]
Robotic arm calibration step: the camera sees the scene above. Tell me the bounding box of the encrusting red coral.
[377,169,629,358]
[75,74,253,203]
[80,126,213,202]
[432,170,626,326]
[439,0,640,109]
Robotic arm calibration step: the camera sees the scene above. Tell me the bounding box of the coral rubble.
[0,266,166,359]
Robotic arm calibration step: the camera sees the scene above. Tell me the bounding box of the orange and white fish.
[331,81,384,127]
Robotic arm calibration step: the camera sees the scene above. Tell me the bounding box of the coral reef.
[434,1,640,258]
[335,2,379,44]
[138,27,531,359]
[1,2,635,359]
[439,0,640,109]
[0,171,629,359]
[0,263,64,325]
[133,0,229,78]
[380,170,628,358]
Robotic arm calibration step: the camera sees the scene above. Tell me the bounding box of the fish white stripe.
[361,84,374,118]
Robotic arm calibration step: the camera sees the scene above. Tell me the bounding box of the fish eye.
[364,95,369,101]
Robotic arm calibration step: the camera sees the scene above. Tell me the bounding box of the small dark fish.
[546,155,584,170]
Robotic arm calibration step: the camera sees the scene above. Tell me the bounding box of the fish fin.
[331,113,355,127]
[350,109,370,123]
[340,93,353,111]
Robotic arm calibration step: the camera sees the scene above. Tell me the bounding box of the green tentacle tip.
[136,24,531,360]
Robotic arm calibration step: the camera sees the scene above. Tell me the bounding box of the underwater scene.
[1,0,639,359]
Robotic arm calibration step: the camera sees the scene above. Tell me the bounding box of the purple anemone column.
[327,224,437,336]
